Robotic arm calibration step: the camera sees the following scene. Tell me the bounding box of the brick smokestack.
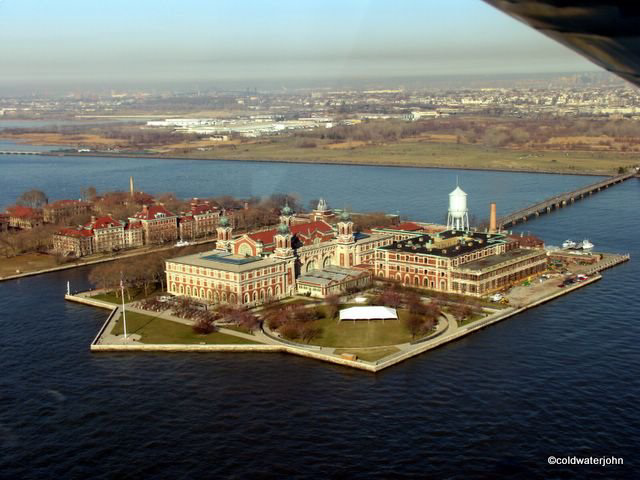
[489,202,497,233]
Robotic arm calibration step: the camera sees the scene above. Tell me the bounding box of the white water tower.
[447,185,469,231]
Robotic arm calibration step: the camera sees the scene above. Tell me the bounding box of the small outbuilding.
[339,306,398,322]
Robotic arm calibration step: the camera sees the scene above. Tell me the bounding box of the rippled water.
[0,151,602,223]
[0,158,638,478]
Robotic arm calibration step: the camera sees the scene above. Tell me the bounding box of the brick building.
[124,221,144,248]
[6,206,43,229]
[165,206,394,307]
[180,198,222,240]
[86,215,125,253]
[43,199,92,223]
[130,204,178,244]
[52,227,94,257]
[375,230,547,297]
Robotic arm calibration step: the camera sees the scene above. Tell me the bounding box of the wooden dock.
[499,171,637,228]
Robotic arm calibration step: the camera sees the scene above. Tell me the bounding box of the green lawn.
[299,308,427,348]
[93,286,162,305]
[334,346,400,362]
[111,311,259,345]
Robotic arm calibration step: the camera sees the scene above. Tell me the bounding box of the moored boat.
[580,239,594,250]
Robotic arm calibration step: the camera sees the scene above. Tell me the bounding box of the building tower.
[273,223,297,296]
[129,176,135,198]
[489,202,497,233]
[274,223,294,258]
[216,215,233,251]
[447,185,470,231]
[336,210,356,267]
[337,210,354,244]
[311,198,333,222]
[279,201,294,227]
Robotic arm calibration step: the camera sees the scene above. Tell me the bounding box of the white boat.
[175,240,191,247]
[562,239,577,249]
[580,239,594,250]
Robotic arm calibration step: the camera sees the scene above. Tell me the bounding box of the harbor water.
[0,153,638,478]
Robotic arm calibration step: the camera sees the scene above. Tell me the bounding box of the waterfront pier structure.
[498,171,637,229]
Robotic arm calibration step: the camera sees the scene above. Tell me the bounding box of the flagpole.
[120,275,127,340]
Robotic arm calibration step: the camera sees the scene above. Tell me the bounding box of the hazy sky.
[0,0,598,90]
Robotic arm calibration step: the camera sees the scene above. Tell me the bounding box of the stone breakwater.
[65,269,617,372]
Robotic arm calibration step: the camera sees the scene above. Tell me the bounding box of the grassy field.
[0,253,60,277]
[171,138,636,175]
[333,346,400,362]
[301,309,426,348]
[93,286,162,304]
[6,126,637,174]
[111,311,259,344]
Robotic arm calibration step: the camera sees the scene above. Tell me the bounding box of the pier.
[498,170,637,228]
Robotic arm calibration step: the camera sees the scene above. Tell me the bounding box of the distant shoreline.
[49,151,612,177]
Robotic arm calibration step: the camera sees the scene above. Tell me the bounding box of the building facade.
[166,206,395,306]
[131,204,179,244]
[86,215,125,253]
[52,228,94,257]
[6,206,43,229]
[166,250,295,305]
[43,199,92,224]
[375,230,547,297]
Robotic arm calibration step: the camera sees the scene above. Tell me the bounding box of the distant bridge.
[0,151,44,155]
[498,170,637,229]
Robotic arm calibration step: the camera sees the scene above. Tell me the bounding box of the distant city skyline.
[0,0,600,92]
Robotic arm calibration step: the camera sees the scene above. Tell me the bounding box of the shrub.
[279,322,300,340]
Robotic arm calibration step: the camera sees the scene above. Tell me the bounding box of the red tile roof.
[190,203,219,215]
[391,222,423,231]
[125,221,142,230]
[56,227,93,237]
[7,205,41,219]
[508,234,544,247]
[86,216,121,229]
[132,204,176,220]
[248,220,334,246]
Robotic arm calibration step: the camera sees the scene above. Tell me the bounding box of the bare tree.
[17,189,48,208]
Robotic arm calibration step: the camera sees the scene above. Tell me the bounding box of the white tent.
[339,306,398,321]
